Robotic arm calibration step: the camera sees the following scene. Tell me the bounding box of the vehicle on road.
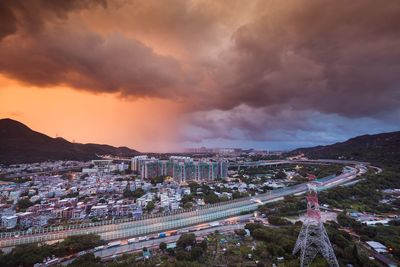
[77,251,87,256]
[138,236,148,241]
[0,162,366,249]
[158,232,166,238]
[209,222,220,227]
[107,241,121,248]
[127,238,137,244]
[94,245,105,251]
[166,230,178,236]
[43,257,60,266]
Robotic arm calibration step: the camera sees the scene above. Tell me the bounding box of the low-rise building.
[71,208,86,220]
[366,241,388,253]
[136,193,154,207]
[1,215,18,229]
[90,205,108,217]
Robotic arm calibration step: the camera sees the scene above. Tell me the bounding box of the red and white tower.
[293,182,339,267]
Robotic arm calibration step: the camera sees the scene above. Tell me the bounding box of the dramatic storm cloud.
[0,0,399,150]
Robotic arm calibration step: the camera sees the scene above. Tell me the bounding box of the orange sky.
[0,75,182,152]
[1,1,400,151]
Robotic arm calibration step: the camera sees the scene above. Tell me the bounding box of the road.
[58,217,251,265]
[98,222,245,259]
[0,160,369,248]
[230,159,369,168]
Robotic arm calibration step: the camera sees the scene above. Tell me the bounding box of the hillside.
[0,118,139,164]
[290,131,400,164]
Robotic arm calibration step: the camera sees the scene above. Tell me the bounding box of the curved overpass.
[0,160,368,248]
[230,159,369,168]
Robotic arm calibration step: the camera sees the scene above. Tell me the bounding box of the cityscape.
[1,1,400,267]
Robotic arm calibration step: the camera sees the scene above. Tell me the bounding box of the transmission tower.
[293,182,339,267]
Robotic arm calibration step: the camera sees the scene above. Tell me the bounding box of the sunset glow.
[1,0,400,151]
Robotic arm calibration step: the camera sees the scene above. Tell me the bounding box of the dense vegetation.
[318,168,400,213]
[0,234,104,267]
[123,187,145,199]
[251,159,400,265]
[296,164,343,179]
[57,222,384,267]
[187,182,232,204]
[259,195,307,217]
[244,223,379,267]
[241,163,342,181]
[16,198,35,211]
[173,233,208,262]
[289,131,400,166]
[337,213,400,260]
[63,233,208,267]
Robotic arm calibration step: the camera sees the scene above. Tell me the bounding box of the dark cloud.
[207,0,400,118]
[0,2,17,40]
[1,0,400,146]
[182,105,323,143]
[181,107,400,150]
[0,0,107,40]
[0,29,185,97]
[183,0,400,144]
[0,0,194,99]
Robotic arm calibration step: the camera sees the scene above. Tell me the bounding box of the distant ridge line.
[0,118,140,164]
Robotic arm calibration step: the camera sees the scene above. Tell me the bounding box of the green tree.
[0,243,54,267]
[55,234,104,255]
[183,202,193,209]
[199,240,207,251]
[188,181,200,193]
[150,176,166,185]
[177,233,196,249]
[159,242,167,251]
[132,188,145,199]
[16,198,33,211]
[204,193,219,204]
[234,229,247,237]
[175,249,189,261]
[181,194,193,204]
[267,215,292,226]
[190,246,204,261]
[273,170,286,179]
[122,187,133,198]
[245,223,263,234]
[146,201,155,212]
[67,253,101,267]
[232,191,243,199]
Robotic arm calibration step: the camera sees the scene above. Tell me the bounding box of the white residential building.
[136,193,154,207]
[8,191,21,203]
[1,215,17,229]
[90,205,108,217]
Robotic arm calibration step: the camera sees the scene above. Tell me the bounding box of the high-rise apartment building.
[131,155,149,172]
[133,156,229,182]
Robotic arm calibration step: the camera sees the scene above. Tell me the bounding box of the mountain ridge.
[0,118,139,164]
[289,131,400,164]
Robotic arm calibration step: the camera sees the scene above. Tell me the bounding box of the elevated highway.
[0,160,367,248]
[229,159,369,168]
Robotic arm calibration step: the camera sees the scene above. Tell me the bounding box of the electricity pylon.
[293,183,339,267]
